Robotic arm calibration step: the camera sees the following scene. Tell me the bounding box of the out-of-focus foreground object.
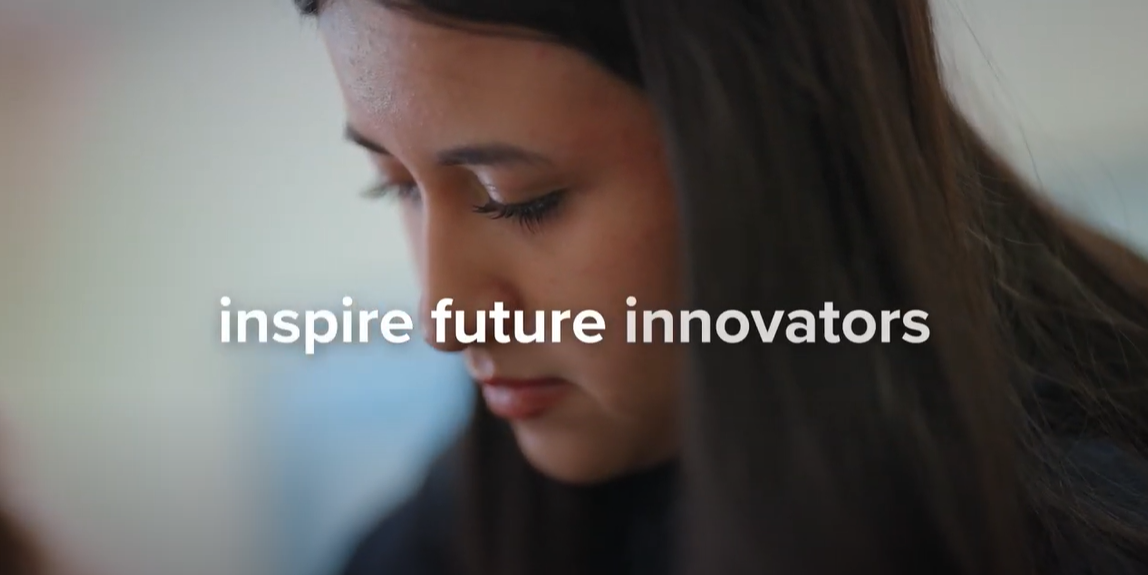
[1,4,94,575]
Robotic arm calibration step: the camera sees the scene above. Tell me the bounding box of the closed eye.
[362,180,419,202]
[363,180,567,233]
[472,189,567,232]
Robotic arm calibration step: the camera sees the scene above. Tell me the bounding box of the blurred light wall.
[934,0,1148,248]
[2,1,420,574]
[0,1,1144,575]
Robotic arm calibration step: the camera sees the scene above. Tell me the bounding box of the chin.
[512,425,636,485]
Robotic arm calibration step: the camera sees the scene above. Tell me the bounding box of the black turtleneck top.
[339,453,677,575]
[339,439,1148,575]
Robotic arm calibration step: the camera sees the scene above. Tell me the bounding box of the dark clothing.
[340,439,1148,575]
[340,455,675,575]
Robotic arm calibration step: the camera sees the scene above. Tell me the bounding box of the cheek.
[564,177,681,308]
[551,174,683,402]
[579,133,681,307]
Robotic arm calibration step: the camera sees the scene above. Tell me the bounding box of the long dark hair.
[298,1,1148,574]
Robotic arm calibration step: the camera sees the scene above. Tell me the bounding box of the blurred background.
[0,0,1144,574]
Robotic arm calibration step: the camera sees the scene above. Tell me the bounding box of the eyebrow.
[344,125,553,168]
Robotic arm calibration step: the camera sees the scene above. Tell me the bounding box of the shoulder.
[339,452,462,575]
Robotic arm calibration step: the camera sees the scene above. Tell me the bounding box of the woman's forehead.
[319,2,562,107]
[317,0,641,165]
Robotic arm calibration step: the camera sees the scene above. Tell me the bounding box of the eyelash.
[363,182,567,232]
[472,189,567,232]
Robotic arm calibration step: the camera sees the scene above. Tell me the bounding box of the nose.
[416,201,518,352]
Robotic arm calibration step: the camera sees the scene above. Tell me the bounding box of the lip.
[478,377,571,420]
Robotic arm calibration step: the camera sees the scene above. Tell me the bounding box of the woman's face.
[318,0,683,484]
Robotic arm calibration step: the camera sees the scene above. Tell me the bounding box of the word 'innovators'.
[220,297,930,355]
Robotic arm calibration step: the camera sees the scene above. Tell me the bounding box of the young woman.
[295,1,1148,574]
